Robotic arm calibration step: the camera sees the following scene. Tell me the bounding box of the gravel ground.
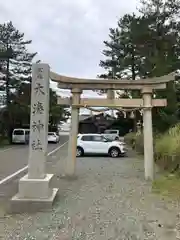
[0,151,180,239]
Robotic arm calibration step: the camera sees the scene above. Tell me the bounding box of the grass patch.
[152,173,180,200]
[134,152,143,160]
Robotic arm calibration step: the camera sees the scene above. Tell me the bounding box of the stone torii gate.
[50,70,175,181]
[10,63,174,212]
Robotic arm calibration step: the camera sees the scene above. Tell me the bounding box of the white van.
[12,129,30,144]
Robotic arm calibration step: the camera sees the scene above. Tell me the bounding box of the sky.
[0,0,139,114]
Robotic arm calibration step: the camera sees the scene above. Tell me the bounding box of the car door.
[80,135,94,153]
[91,135,109,154]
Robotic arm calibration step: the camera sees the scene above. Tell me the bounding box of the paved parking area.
[0,145,180,239]
[0,136,68,200]
[0,136,68,181]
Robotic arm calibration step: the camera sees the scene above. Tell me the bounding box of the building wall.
[79,122,98,133]
[78,113,116,134]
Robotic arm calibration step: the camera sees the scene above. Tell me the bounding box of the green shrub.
[155,124,180,172]
[125,124,180,173]
[134,133,144,154]
[0,133,9,147]
[124,132,136,146]
[124,132,144,153]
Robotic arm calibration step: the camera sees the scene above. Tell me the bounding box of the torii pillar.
[107,89,115,117]
[142,87,154,180]
[65,88,82,177]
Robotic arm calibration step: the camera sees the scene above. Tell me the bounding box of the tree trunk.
[6,56,11,143]
[131,47,137,132]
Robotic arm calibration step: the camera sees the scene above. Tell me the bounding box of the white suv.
[76,134,126,158]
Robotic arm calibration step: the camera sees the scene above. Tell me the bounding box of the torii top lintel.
[50,71,175,90]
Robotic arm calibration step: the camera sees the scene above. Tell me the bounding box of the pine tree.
[138,0,180,131]
[99,0,180,132]
[0,21,37,90]
[49,89,70,127]
[138,0,180,77]
[100,14,147,80]
[99,14,146,130]
[0,21,37,140]
[2,82,70,132]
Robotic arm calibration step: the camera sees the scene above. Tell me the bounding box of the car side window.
[92,136,104,142]
[109,130,116,134]
[81,135,92,141]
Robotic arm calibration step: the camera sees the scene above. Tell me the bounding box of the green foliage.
[0,21,37,140]
[124,132,136,146]
[155,124,180,157]
[124,132,144,153]
[5,83,68,127]
[155,124,180,172]
[152,82,179,132]
[0,21,37,86]
[49,89,70,125]
[125,123,180,172]
[100,14,145,80]
[152,174,180,200]
[139,0,180,132]
[0,136,9,147]
[0,21,68,141]
[134,134,144,154]
[99,0,180,133]
[138,0,180,77]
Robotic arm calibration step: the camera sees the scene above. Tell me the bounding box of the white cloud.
[0,0,139,77]
[0,0,139,114]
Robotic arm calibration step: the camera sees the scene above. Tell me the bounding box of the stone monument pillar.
[142,87,154,180]
[65,88,81,176]
[11,64,58,212]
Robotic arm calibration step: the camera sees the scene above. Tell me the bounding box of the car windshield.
[13,130,24,135]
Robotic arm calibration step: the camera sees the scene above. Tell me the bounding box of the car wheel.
[109,147,120,158]
[76,147,84,157]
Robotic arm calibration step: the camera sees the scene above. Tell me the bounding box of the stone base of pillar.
[10,174,58,213]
